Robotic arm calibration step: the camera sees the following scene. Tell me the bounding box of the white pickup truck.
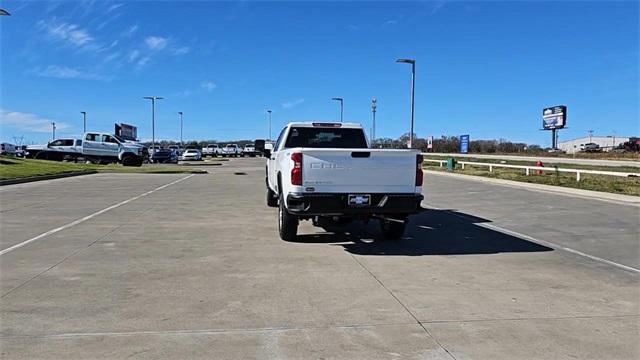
[202,144,221,157]
[26,138,82,161]
[27,133,147,166]
[265,122,423,241]
[222,144,242,157]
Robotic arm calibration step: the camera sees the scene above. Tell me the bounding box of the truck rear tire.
[379,219,406,241]
[267,187,278,207]
[278,194,298,241]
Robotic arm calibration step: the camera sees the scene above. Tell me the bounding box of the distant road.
[424,153,640,168]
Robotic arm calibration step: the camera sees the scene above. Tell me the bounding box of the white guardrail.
[422,157,640,182]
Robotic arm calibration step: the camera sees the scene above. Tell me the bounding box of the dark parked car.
[151,149,178,164]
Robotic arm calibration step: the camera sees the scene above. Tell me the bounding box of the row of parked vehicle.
[6,135,273,166]
[201,143,262,157]
[144,143,262,163]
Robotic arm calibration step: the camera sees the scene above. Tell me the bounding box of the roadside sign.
[542,105,567,130]
[115,123,138,141]
[427,135,433,149]
[459,135,469,154]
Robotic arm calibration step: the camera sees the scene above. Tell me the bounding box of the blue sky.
[1,1,638,146]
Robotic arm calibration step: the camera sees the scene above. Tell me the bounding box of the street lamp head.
[80,111,86,115]
[178,111,183,115]
[267,110,272,114]
[0,9,10,15]
[332,97,343,101]
[143,96,164,100]
[396,58,415,64]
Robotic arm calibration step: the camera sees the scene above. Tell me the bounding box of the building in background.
[558,135,631,154]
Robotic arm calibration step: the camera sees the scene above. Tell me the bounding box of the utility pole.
[267,110,272,141]
[178,112,183,149]
[396,58,416,148]
[80,111,87,133]
[371,98,377,146]
[588,129,594,143]
[143,96,164,155]
[331,97,343,122]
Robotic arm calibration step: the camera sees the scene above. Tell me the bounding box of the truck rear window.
[284,127,368,149]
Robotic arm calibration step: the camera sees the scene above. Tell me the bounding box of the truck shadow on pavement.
[292,208,553,256]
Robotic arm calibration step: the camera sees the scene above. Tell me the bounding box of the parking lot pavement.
[1,157,638,359]
[422,172,640,270]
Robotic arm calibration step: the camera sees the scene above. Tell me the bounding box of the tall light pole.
[80,111,87,133]
[267,110,272,141]
[371,98,377,146]
[51,122,56,140]
[332,97,343,122]
[396,58,416,148]
[143,96,163,154]
[178,112,183,149]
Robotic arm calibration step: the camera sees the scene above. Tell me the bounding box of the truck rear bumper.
[286,193,423,216]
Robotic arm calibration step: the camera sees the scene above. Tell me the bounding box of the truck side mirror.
[263,149,271,158]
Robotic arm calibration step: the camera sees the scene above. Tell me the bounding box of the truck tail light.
[291,152,302,186]
[416,154,424,186]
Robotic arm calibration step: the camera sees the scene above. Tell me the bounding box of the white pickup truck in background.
[265,122,423,241]
[222,144,242,157]
[26,138,82,161]
[202,144,221,157]
[27,133,147,166]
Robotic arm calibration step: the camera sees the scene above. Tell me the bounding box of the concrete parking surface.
[1,158,638,359]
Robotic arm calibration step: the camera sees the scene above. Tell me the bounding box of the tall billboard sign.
[115,123,138,141]
[542,105,567,149]
[542,105,567,130]
[459,135,469,154]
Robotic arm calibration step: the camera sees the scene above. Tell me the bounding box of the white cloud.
[386,20,398,25]
[128,49,140,62]
[31,65,108,81]
[145,36,168,50]
[173,46,190,55]
[429,1,446,15]
[107,3,124,13]
[282,98,305,109]
[201,81,217,92]
[122,25,138,37]
[0,109,71,133]
[136,57,150,67]
[103,52,121,63]
[39,19,94,47]
[173,90,192,98]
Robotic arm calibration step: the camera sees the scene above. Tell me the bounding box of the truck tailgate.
[301,149,419,193]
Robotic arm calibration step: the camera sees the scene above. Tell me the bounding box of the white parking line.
[425,204,640,274]
[0,174,195,256]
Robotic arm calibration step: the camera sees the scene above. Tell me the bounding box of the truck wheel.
[122,156,143,167]
[278,194,298,241]
[35,151,49,160]
[267,187,278,207]
[379,219,406,241]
